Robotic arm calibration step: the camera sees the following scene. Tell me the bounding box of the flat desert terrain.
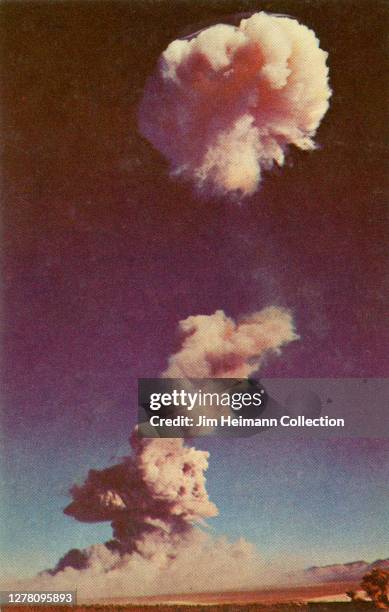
[2,581,376,611]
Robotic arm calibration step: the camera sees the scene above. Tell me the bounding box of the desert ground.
[0,603,376,612]
[2,581,378,611]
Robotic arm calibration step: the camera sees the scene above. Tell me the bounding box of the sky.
[1,0,388,580]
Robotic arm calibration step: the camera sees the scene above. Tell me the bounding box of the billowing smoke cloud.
[9,307,298,600]
[15,436,267,599]
[22,534,266,599]
[164,306,298,378]
[139,12,331,198]
[63,434,218,555]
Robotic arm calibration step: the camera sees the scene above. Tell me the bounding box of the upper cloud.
[138,12,331,199]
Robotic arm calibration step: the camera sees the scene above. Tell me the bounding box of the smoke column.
[139,11,331,198]
[63,433,218,556]
[10,307,297,599]
[163,306,298,378]
[32,435,264,598]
